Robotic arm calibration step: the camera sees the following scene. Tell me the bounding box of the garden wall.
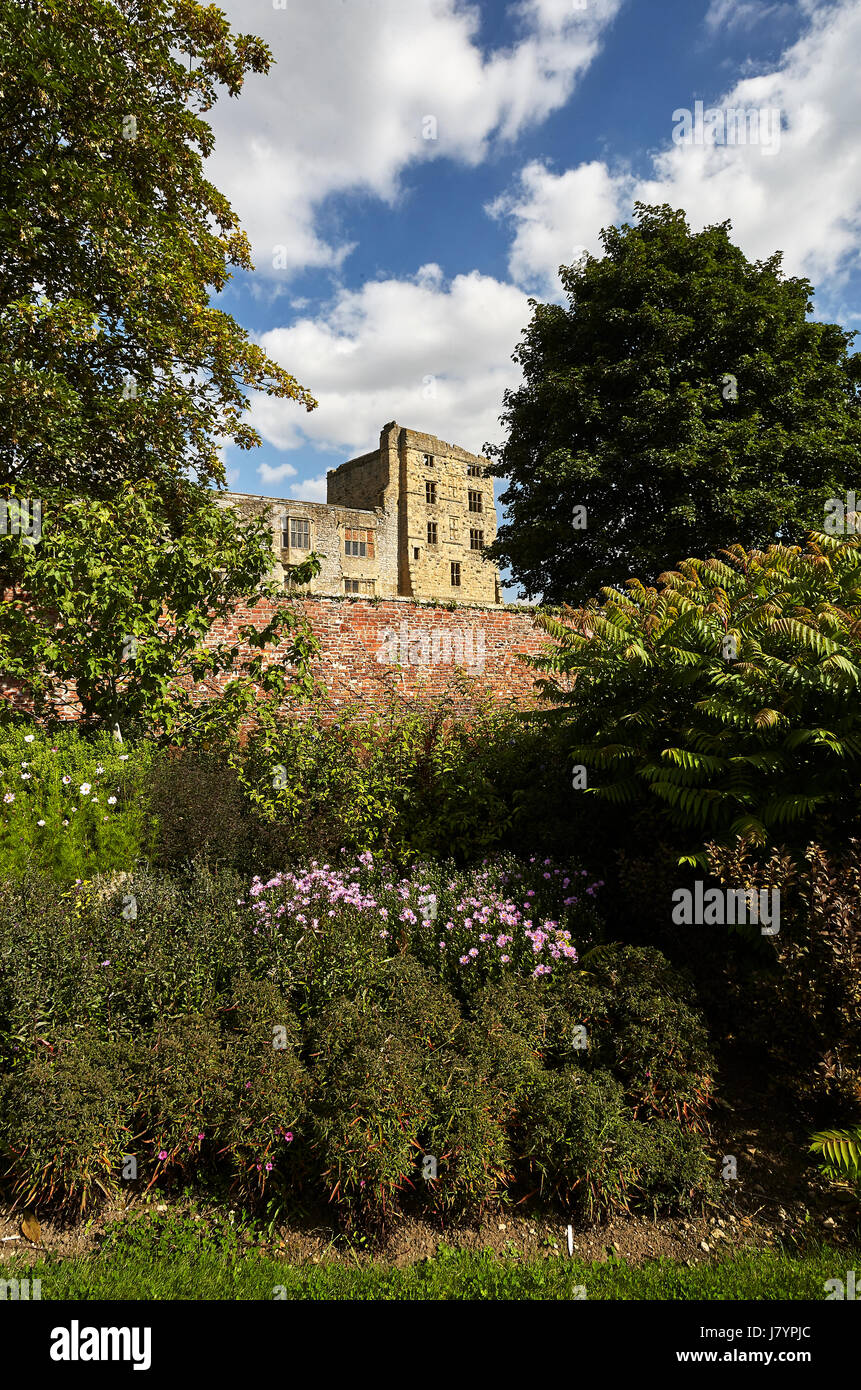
[1,596,553,720]
[211,595,550,715]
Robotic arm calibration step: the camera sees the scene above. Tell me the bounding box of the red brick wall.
[1,597,552,721]
[211,596,549,716]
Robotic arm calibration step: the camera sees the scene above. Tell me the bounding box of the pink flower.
[158,1150,168,1161]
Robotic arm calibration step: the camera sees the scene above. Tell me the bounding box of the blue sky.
[206,0,861,592]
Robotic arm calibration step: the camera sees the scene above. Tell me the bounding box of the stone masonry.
[221,422,501,605]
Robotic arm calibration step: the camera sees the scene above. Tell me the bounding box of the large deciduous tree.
[0,0,318,732]
[486,204,861,603]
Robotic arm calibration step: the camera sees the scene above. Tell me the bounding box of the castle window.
[344,579,360,593]
[467,463,482,477]
[427,521,438,545]
[468,489,483,513]
[423,453,434,467]
[449,517,458,541]
[470,528,484,551]
[413,547,420,560]
[451,562,461,587]
[425,480,437,505]
[289,517,310,550]
[345,528,374,558]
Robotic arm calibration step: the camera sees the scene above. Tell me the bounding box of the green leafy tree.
[532,531,861,860]
[486,204,861,602]
[0,0,319,731]
[0,480,320,740]
[0,0,314,497]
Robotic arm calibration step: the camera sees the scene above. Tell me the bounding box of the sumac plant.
[532,533,861,860]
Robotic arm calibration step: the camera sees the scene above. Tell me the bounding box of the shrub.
[552,945,715,1128]
[0,1034,139,1211]
[140,1014,227,1189]
[308,997,432,1227]
[515,1068,712,1219]
[0,855,716,1226]
[707,837,861,1118]
[532,533,861,860]
[217,979,310,1199]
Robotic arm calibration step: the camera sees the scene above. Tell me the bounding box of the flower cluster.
[247,852,603,983]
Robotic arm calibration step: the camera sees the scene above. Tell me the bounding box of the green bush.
[0,1034,139,1211]
[308,997,433,1227]
[533,533,861,860]
[0,858,715,1227]
[516,1069,714,1219]
[0,725,155,877]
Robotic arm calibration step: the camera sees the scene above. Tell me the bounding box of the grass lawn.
[6,1217,857,1300]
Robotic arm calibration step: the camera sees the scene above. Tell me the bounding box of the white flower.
[20,773,31,780]
[79,783,91,795]
[107,796,117,805]
[62,775,71,785]
[24,734,34,743]
[37,819,45,826]
[118,755,129,761]
[96,766,104,774]
[3,792,14,803]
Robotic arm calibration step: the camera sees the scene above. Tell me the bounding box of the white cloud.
[209,0,622,277]
[249,265,531,458]
[493,0,861,301]
[290,474,329,504]
[257,460,298,486]
[488,159,634,293]
[705,0,795,32]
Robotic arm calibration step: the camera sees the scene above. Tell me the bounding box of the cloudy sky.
[208,0,861,527]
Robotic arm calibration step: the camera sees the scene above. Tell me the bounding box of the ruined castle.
[221,422,502,605]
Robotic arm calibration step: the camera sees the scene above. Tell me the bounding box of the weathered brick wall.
[1,596,552,721]
[212,594,549,716]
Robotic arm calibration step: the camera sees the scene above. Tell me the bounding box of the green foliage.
[0,725,155,876]
[533,534,861,857]
[0,482,321,736]
[486,203,861,602]
[0,1034,140,1212]
[150,691,577,871]
[810,1128,861,1189]
[470,945,714,1131]
[0,862,714,1225]
[0,1,320,740]
[516,1069,714,1219]
[7,1217,856,1300]
[0,0,315,501]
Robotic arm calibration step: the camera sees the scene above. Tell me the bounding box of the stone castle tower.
[222,422,501,605]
